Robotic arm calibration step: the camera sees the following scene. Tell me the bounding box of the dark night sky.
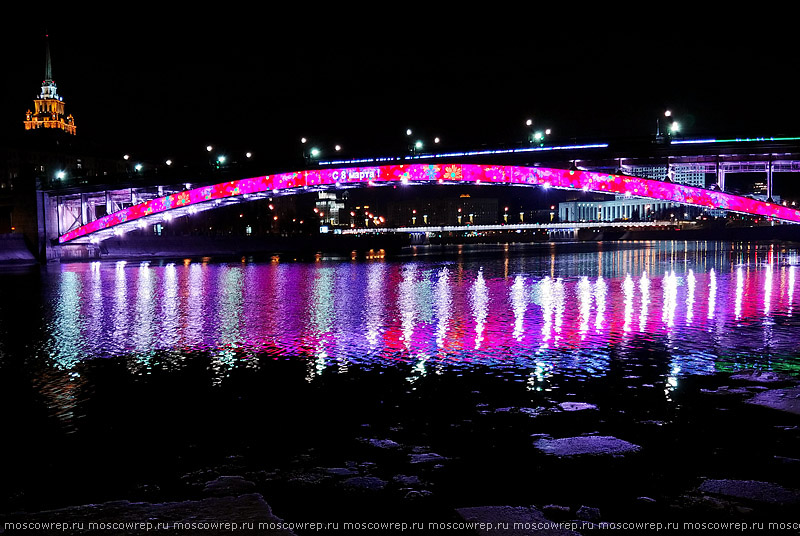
[2,7,798,164]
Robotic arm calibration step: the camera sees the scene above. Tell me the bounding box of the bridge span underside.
[58,163,800,244]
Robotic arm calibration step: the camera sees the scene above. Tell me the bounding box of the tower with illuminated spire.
[23,34,76,135]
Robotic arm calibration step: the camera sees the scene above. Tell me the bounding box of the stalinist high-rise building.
[23,34,76,135]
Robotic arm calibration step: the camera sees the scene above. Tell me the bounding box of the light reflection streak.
[399,265,417,351]
[553,278,565,346]
[708,269,716,320]
[434,267,452,348]
[686,269,695,325]
[537,276,554,348]
[51,271,82,369]
[578,276,592,339]
[112,261,129,350]
[365,264,385,349]
[510,275,526,342]
[187,263,205,347]
[764,263,773,317]
[215,266,244,379]
[662,270,677,328]
[639,272,650,332]
[161,263,179,349]
[622,274,634,333]
[735,266,744,320]
[790,265,796,314]
[133,262,155,362]
[471,269,488,349]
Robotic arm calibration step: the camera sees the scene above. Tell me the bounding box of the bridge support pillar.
[717,168,726,191]
[767,162,773,200]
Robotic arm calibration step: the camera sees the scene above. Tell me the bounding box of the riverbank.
[3,361,799,534]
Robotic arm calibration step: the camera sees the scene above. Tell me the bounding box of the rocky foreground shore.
[3,369,800,535]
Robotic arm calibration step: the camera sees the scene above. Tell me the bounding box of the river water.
[2,240,800,517]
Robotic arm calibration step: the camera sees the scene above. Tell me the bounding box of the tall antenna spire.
[44,30,53,82]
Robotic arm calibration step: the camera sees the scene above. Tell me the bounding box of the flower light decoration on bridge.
[59,164,800,243]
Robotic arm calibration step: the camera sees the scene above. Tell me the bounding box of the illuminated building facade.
[23,36,76,135]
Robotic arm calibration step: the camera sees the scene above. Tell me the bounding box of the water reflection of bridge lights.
[639,273,650,333]
[623,274,634,333]
[510,275,526,342]
[472,270,488,349]
[38,245,800,381]
[735,266,744,320]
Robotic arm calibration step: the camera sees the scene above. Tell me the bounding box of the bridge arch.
[58,163,800,244]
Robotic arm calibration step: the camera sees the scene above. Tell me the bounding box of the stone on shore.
[202,475,257,497]
[456,505,581,535]
[746,387,800,416]
[3,494,294,535]
[730,370,797,385]
[557,402,598,412]
[698,479,800,505]
[534,435,641,457]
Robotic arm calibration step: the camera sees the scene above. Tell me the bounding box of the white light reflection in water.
[686,269,695,325]
[708,269,716,321]
[639,272,650,333]
[471,269,488,349]
[622,274,634,333]
[398,265,418,351]
[365,264,385,349]
[578,276,592,339]
[662,270,677,328]
[50,271,82,369]
[764,263,773,317]
[133,262,156,364]
[510,275,526,342]
[790,266,796,314]
[665,363,680,401]
[735,266,744,320]
[187,263,205,347]
[537,276,554,348]
[434,267,452,349]
[160,263,179,349]
[215,266,244,380]
[86,262,104,353]
[112,261,129,350]
[308,267,334,380]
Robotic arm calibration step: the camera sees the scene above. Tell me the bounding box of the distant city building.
[623,164,705,188]
[387,195,498,226]
[23,35,76,135]
[559,198,691,222]
[558,164,711,222]
[316,191,346,225]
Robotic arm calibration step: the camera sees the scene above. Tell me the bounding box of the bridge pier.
[767,161,773,200]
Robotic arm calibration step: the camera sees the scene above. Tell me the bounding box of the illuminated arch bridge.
[59,163,800,244]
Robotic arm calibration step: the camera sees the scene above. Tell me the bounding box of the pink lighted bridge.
[58,163,800,244]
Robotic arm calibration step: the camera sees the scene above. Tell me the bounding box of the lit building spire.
[24,32,76,135]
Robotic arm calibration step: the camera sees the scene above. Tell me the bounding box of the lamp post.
[657,110,680,143]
